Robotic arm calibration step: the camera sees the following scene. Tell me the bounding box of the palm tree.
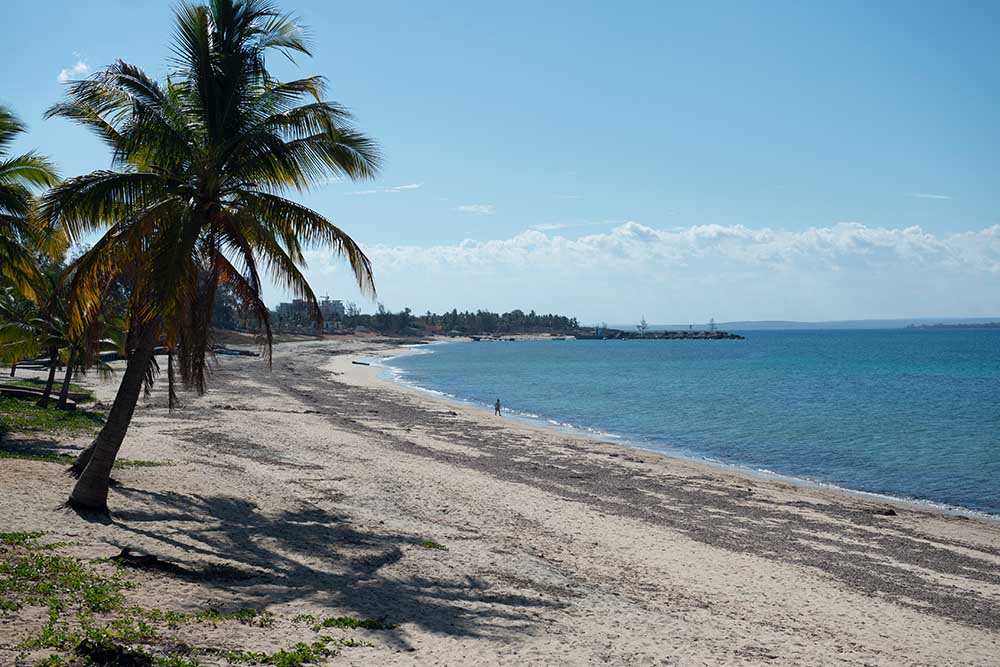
[55,311,123,411]
[29,270,70,408]
[0,288,37,376]
[42,0,380,514]
[0,106,58,298]
[0,271,72,408]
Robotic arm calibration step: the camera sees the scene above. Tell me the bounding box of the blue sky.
[3,1,999,322]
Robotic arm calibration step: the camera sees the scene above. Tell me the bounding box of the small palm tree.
[0,272,71,408]
[0,106,58,297]
[29,270,71,408]
[0,288,38,376]
[55,310,124,411]
[42,0,380,513]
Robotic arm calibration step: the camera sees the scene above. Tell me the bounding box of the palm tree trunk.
[68,329,156,514]
[35,348,59,407]
[68,441,95,478]
[56,351,76,410]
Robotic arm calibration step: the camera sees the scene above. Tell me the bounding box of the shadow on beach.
[108,485,558,645]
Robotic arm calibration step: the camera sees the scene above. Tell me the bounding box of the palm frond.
[48,0,381,406]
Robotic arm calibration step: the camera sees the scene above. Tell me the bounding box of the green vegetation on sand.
[2,378,95,402]
[0,532,383,665]
[0,397,103,436]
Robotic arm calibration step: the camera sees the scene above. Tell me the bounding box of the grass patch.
[323,636,375,648]
[139,607,190,628]
[224,640,338,666]
[29,656,68,667]
[0,449,75,464]
[311,615,392,631]
[1,530,44,546]
[194,606,274,627]
[115,458,173,469]
[416,540,447,550]
[3,536,381,665]
[19,617,159,651]
[0,397,104,436]
[0,448,170,469]
[0,550,128,614]
[4,378,95,402]
[137,605,275,629]
[155,658,204,667]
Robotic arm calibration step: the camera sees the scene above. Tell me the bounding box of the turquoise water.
[384,330,1000,515]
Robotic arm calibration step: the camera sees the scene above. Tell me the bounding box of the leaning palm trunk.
[68,330,155,513]
[56,351,76,410]
[35,348,59,407]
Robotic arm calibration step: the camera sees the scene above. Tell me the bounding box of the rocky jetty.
[574,329,744,340]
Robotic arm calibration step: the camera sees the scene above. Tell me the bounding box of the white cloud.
[294,222,1000,322]
[528,220,623,232]
[349,183,421,195]
[457,204,495,215]
[910,193,953,200]
[58,53,89,83]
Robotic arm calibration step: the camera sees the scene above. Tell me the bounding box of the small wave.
[378,345,436,365]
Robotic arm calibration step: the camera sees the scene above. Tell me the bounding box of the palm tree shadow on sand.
[104,485,560,644]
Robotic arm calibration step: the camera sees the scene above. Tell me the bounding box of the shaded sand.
[1,337,999,665]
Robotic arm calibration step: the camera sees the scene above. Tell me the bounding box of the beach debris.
[210,345,260,357]
[111,547,174,569]
[352,360,371,366]
[75,637,153,667]
[869,507,897,516]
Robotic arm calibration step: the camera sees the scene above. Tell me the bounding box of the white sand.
[1,337,998,665]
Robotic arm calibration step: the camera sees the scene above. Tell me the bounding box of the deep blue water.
[384,330,1000,515]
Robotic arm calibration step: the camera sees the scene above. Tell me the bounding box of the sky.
[3,0,999,323]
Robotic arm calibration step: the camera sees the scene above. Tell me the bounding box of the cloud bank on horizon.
[291,222,1000,323]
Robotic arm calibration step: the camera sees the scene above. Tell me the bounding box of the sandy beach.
[2,336,999,665]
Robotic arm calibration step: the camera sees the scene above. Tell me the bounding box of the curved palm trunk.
[68,329,156,514]
[56,351,76,410]
[35,348,59,407]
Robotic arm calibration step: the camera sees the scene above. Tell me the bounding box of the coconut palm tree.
[29,270,70,408]
[41,0,380,514]
[0,106,58,298]
[0,271,71,408]
[0,287,37,376]
[55,310,123,411]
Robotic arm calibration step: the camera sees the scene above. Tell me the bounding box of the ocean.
[382,329,1000,516]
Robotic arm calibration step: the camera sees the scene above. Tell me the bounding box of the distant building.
[274,296,344,330]
[319,295,345,320]
[276,299,309,319]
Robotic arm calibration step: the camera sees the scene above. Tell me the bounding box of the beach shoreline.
[2,335,998,665]
[354,340,1000,525]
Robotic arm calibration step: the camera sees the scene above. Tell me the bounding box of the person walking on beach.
[495,399,502,416]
